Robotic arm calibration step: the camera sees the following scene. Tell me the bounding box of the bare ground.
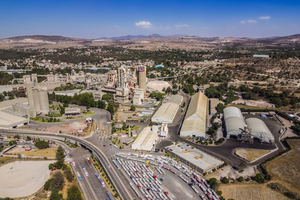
[235,148,272,162]
[45,120,87,134]
[219,183,290,200]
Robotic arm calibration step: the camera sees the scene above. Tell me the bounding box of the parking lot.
[114,153,219,200]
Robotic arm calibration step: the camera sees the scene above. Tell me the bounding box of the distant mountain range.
[1,33,299,44]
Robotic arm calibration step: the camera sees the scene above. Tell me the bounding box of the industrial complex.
[224,106,275,143]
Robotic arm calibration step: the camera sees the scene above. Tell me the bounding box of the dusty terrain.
[22,148,57,158]
[219,183,289,200]
[264,139,300,196]
[0,161,53,198]
[45,120,87,134]
[235,148,272,162]
[206,165,256,180]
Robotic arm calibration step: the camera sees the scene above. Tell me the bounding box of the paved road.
[0,129,135,200]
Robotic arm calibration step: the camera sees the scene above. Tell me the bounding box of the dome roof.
[146,81,171,92]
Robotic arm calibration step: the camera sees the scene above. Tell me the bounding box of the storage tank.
[39,88,49,114]
[32,87,41,113]
[138,66,146,92]
[26,82,35,108]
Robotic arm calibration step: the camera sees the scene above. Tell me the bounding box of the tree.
[239,161,246,170]
[102,93,114,101]
[14,134,20,139]
[254,173,265,183]
[97,100,106,109]
[130,105,136,111]
[35,141,49,149]
[49,188,63,200]
[238,176,244,182]
[51,172,65,191]
[221,177,229,184]
[9,140,17,146]
[216,103,226,113]
[67,185,83,200]
[44,178,54,190]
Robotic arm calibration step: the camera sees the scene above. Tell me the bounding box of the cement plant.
[0,3,300,200]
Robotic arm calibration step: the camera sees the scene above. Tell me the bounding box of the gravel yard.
[0,161,53,198]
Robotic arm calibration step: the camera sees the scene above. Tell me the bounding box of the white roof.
[225,117,246,136]
[0,111,28,128]
[180,119,206,138]
[132,127,157,151]
[147,81,171,92]
[246,118,274,142]
[224,106,244,120]
[185,92,207,122]
[151,102,179,123]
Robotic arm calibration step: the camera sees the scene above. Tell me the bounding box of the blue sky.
[0,0,299,38]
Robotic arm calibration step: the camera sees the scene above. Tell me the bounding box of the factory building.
[131,127,158,151]
[0,110,29,129]
[224,106,274,143]
[151,94,183,124]
[133,89,144,105]
[180,92,208,138]
[26,83,49,115]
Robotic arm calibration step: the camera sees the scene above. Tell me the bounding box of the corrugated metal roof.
[224,106,244,120]
[151,102,179,123]
[132,127,157,151]
[0,98,28,110]
[185,92,207,121]
[0,111,28,128]
[180,119,206,137]
[225,117,246,135]
[246,118,274,142]
[168,95,183,105]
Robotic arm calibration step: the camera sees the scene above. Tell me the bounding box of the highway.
[0,129,135,200]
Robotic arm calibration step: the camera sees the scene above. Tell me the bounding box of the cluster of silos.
[26,83,49,114]
[137,66,146,92]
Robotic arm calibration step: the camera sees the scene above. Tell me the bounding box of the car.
[85,172,89,176]
[72,161,76,166]
[160,178,163,181]
[103,144,106,147]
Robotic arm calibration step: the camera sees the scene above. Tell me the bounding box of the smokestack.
[138,66,146,92]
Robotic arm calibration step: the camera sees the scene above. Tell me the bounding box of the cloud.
[241,20,256,24]
[247,20,257,23]
[259,16,270,20]
[175,24,189,28]
[135,21,152,29]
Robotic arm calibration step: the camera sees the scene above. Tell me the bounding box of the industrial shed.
[0,111,29,129]
[151,102,179,123]
[131,127,158,151]
[245,118,274,143]
[180,119,206,138]
[180,92,208,138]
[224,106,246,136]
[224,106,274,144]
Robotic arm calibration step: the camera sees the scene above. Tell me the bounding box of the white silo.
[32,87,41,113]
[26,82,35,108]
[39,88,49,114]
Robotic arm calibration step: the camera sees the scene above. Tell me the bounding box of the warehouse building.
[180,92,208,138]
[0,111,29,129]
[131,127,158,151]
[151,94,183,124]
[165,143,223,173]
[224,106,274,143]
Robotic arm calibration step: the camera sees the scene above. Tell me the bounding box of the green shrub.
[44,178,54,191]
[35,141,49,149]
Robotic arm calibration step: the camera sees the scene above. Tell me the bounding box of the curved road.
[0,129,134,200]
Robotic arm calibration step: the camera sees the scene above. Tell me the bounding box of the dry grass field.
[22,148,57,158]
[235,148,271,162]
[219,183,290,200]
[264,139,300,196]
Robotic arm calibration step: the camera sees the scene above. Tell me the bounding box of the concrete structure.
[65,107,81,116]
[133,89,144,105]
[137,66,146,92]
[0,98,28,110]
[26,82,35,108]
[12,103,36,118]
[147,81,171,93]
[253,54,269,58]
[0,111,29,129]
[165,143,223,173]
[180,92,208,138]
[153,123,168,137]
[151,102,179,123]
[39,88,49,114]
[54,89,81,96]
[131,127,158,151]
[32,88,41,113]
[224,106,274,143]
[209,98,220,115]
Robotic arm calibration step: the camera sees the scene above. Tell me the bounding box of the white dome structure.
[147,81,171,92]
